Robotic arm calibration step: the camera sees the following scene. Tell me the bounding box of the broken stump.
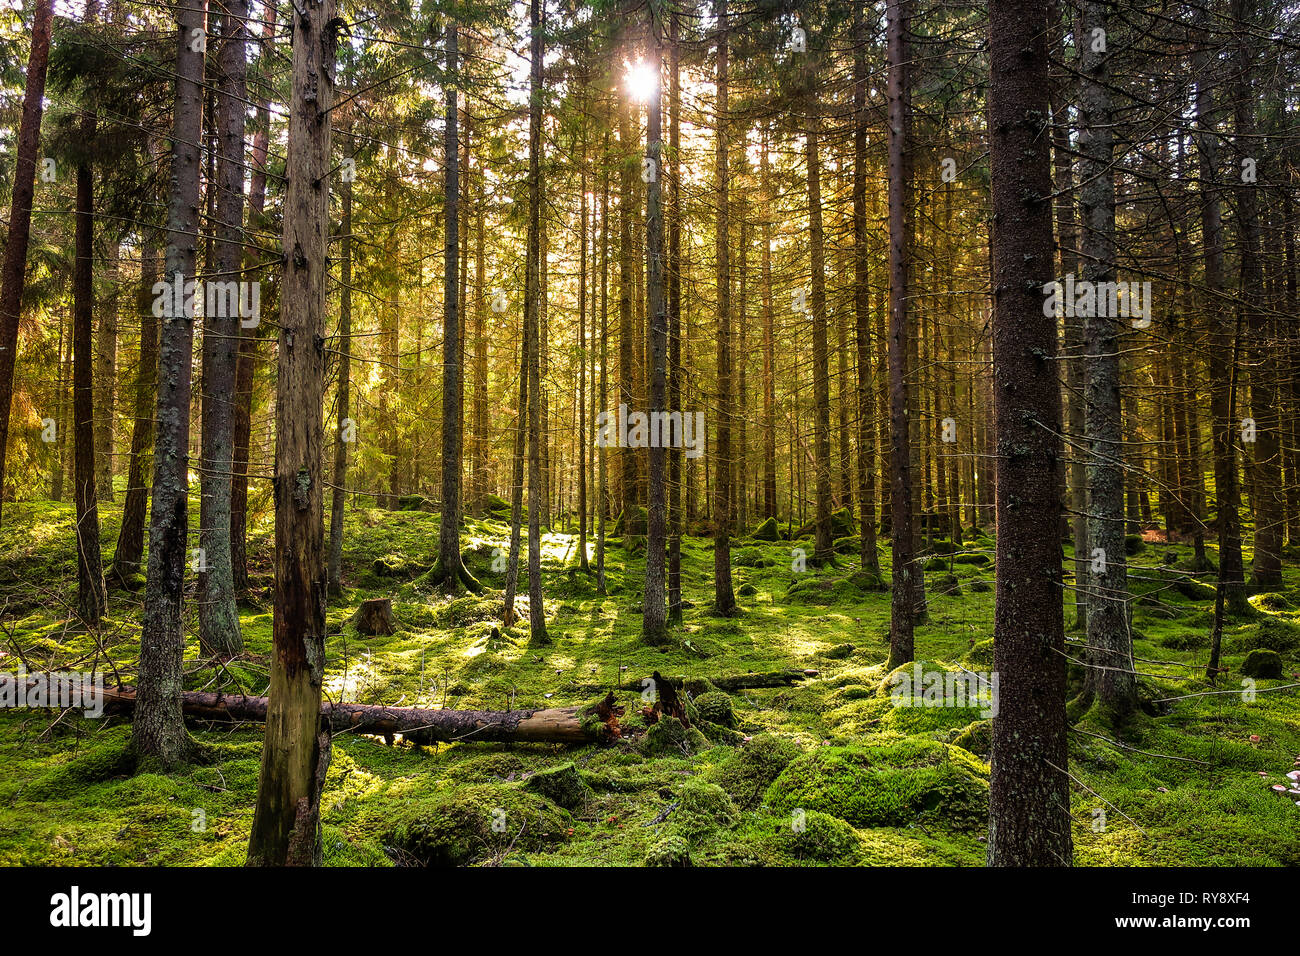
[353,597,395,635]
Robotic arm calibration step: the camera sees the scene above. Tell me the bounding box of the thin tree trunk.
[198,0,249,657]
[112,239,160,579]
[231,2,276,590]
[643,32,668,644]
[712,0,736,615]
[1078,0,1135,718]
[327,127,354,596]
[73,130,107,625]
[0,0,54,527]
[134,0,207,769]
[525,0,547,643]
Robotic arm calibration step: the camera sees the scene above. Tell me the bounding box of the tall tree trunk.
[643,33,668,644]
[198,0,249,658]
[853,6,880,576]
[134,0,207,769]
[0,0,54,527]
[1049,0,1086,630]
[761,133,777,521]
[1195,1,1245,616]
[667,10,683,618]
[525,0,548,643]
[112,239,160,579]
[73,129,107,626]
[432,24,475,593]
[246,0,335,866]
[712,0,736,616]
[886,0,917,666]
[1233,0,1282,588]
[807,91,833,565]
[94,241,117,501]
[986,0,1073,867]
[618,92,638,526]
[231,2,276,590]
[327,127,353,596]
[1078,0,1136,718]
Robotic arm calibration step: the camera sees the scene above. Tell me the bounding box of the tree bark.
[135,0,206,769]
[327,126,353,596]
[886,0,917,666]
[73,131,107,626]
[0,0,54,526]
[112,239,160,580]
[712,0,736,615]
[246,0,335,866]
[198,0,249,657]
[1078,0,1135,717]
[986,0,1073,867]
[643,30,668,644]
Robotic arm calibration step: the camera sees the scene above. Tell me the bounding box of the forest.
[0,0,1297,877]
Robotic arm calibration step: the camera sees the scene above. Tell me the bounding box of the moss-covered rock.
[1236,618,1300,653]
[638,716,709,758]
[931,573,962,596]
[1240,649,1284,679]
[964,638,994,668]
[1124,534,1146,556]
[694,691,736,728]
[709,734,803,808]
[523,762,591,811]
[645,834,692,866]
[1251,592,1293,613]
[764,739,988,831]
[386,784,568,866]
[670,779,737,840]
[751,516,781,541]
[950,719,993,758]
[773,809,863,863]
[737,582,758,597]
[969,578,991,593]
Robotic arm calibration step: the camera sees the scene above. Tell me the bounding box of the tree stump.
[353,597,395,635]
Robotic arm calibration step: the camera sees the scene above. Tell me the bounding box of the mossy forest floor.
[1,495,1298,867]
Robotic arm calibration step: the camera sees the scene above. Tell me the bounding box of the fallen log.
[600,669,818,695]
[94,685,618,745]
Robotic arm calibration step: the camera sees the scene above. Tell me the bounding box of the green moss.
[645,834,692,866]
[750,516,781,541]
[1234,618,1300,653]
[386,783,569,866]
[522,762,591,810]
[693,692,736,728]
[709,734,803,808]
[765,740,989,831]
[964,639,994,668]
[669,779,737,841]
[638,716,709,758]
[1240,649,1284,679]
[1124,534,1146,556]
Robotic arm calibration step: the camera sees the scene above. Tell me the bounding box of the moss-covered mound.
[708,734,803,808]
[523,762,591,811]
[764,739,989,831]
[386,783,569,866]
[1240,649,1284,679]
[750,516,781,541]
